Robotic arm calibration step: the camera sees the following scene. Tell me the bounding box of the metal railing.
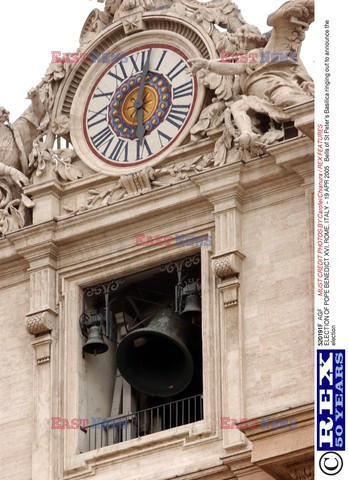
[81,394,203,451]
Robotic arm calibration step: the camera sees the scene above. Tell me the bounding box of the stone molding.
[285,101,314,140]
[236,404,314,480]
[31,333,52,365]
[222,451,272,480]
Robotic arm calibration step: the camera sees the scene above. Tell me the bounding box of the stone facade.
[0,1,314,479]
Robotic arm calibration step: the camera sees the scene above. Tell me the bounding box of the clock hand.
[135,49,152,141]
[136,107,145,142]
[134,48,152,110]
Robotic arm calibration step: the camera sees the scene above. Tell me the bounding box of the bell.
[116,307,193,397]
[181,294,201,321]
[83,325,109,356]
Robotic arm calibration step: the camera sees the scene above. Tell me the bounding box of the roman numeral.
[91,127,113,149]
[87,106,107,128]
[87,116,106,129]
[173,81,193,99]
[129,51,147,73]
[108,62,128,84]
[157,130,172,148]
[136,139,153,160]
[93,88,113,100]
[167,60,187,81]
[101,137,114,156]
[155,50,168,71]
[110,139,129,162]
[166,104,190,129]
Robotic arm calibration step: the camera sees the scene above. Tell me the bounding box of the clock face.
[83,44,197,169]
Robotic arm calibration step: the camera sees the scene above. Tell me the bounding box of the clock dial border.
[83,43,198,169]
[70,31,206,177]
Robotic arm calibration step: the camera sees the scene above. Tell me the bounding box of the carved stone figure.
[189,0,314,146]
[0,88,46,187]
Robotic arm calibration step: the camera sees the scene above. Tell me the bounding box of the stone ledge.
[236,404,314,480]
[284,101,314,140]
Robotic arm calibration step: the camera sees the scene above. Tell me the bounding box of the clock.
[70,35,205,176]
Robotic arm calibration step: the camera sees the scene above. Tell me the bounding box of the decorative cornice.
[236,403,314,439]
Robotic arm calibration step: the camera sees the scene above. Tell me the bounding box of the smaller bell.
[181,294,201,322]
[83,325,109,356]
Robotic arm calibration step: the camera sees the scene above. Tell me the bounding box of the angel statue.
[189,0,314,147]
[0,87,46,188]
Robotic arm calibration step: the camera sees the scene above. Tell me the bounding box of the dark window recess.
[80,253,203,450]
[254,114,299,142]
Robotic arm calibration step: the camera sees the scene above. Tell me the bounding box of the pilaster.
[8,227,59,480]
[192,167,246,451]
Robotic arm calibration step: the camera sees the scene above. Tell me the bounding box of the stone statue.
[0,88,46,187]
[189,0,314,146]
[105,0,154,18]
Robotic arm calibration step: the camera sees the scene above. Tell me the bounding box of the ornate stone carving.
[29,145,83,183]
[63,155,217,214]
[81,0,155,39]
[79,8,113,48]
[189,0,314,156]
[212,252,243,280]
[288,462,314,480]
[0,58,75,236]
[213,255,236,279]
[120,9,145,34]
[170,0,246,44]
[0,88,45,186]
[26,311,55,336]
[0,180,35,236]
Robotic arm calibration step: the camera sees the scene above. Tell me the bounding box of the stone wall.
[242,190,313,418]
[0,277,32,479]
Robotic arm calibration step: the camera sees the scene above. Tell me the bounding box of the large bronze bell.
[181,294,201,321]
[116,307,194,397]
[83,325,109,356]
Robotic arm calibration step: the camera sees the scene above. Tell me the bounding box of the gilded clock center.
[122,85,158,126]
[108,71,172,140]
